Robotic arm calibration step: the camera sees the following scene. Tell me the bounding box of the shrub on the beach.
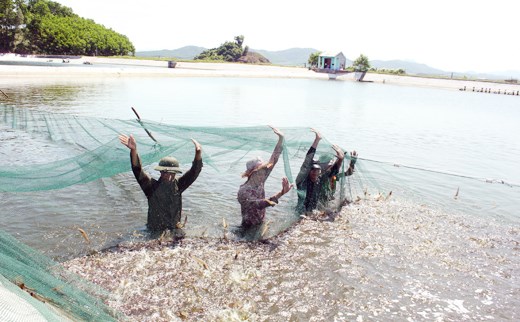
[371,67,406,75]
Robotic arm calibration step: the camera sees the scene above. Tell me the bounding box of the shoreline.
[1,56,519,94]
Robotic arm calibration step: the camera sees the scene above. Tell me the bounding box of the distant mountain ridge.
[136,47,520,80]
[136,46,206,60]
[370,60,446,75]
[250,48,318,66]
[135,46,318,66]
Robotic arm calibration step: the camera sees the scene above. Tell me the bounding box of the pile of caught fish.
[63,195,520,321]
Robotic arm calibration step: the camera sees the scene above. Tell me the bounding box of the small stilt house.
[318,52,346,71]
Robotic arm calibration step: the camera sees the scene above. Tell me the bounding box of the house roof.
[319,51,344,58]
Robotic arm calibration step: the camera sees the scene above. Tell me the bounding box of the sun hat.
[242,157,266,177]
[154,156,182,173]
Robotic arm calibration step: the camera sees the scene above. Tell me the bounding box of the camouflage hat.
[154,156,182,173]
[311,163,322,171]
[315,154,336,169]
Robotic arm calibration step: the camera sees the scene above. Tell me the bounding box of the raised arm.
[310,128,321,149]
[119,134,138,167]
[267,125,284,167]
[295,128,321,185]
[178,139,203,192]
[119,134,153,195]
[192,138,202,161]
[346,150,357,176]
[330,144,345,173]
[337,150,358,178]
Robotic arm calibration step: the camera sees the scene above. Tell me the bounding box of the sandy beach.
[1,55,519,94]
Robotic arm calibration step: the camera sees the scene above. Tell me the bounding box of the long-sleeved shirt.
[295,147,339,213]
[237,140,283,228]
[132,154,203,231]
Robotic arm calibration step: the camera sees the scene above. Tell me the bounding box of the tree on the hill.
[308,51,321,67]
[353,54,370,72]
[234,35,244,47]
[0,0,135,55]
[195,35,244,62]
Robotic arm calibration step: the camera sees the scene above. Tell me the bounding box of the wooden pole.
[131,107,158,144]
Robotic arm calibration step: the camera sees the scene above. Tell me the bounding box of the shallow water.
[1,76,519,262]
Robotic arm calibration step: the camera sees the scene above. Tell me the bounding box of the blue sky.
[54,0,519,73]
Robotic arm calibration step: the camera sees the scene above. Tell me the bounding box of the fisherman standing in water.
[295,128,344,213]
[119,134,203,233]
[237,126,293,234]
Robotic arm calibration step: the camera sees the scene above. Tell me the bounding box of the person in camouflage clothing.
[119,134,202,232]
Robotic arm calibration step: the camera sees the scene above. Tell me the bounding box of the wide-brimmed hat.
[154,156,182,173]
[242,157,272,178]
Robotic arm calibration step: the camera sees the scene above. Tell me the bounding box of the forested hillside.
[0,0,134,55]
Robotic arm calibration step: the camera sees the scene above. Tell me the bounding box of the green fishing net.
[0,104,367,319]
[0,229,124,321]
[0,105,363,200]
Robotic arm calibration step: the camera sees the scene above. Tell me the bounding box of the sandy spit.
[1,56,519,94]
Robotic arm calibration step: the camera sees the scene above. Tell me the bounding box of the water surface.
[1,76,519,261]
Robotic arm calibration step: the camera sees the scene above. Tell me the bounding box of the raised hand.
[119,134,136,151]
[350,150,358,159]
[191,138,202,160]
[191,138,202,152]
[281,177,293,195]
[310,128,322,141]
[332,144,344,160]
[269,125,284,138]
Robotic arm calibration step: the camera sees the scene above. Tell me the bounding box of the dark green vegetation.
[369,67,405,75]
[307,51,320,67]
[0,0,134,55]
[194,35,269,64]
[353,54,370,72]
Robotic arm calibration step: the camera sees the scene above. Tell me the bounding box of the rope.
[359,157,520,188]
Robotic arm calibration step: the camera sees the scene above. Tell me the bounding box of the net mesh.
[1,104,518,319]
[0,105,362,200]
[0,229,123,321]
[0,104,366,319]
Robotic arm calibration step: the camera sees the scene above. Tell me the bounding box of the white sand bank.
[1,55,519,94]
